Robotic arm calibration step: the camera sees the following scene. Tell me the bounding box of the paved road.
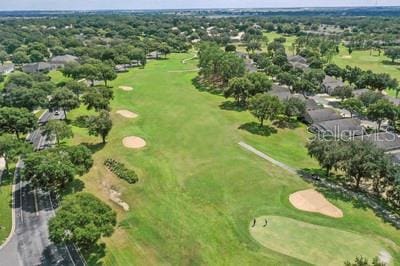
[238,141,297,174]
[0,110,85,266]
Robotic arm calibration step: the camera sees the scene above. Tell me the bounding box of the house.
[309,118,364,137]
[288,55,308,65]
[355,132,400,153]
[352,88,370,98]
[303,108,343,124]
[321,75,345,95]
[305,98,323,111]
[146,51,162,60]
[22,62,55,73]
[50,54,79,68]
[268,84,306,101]
[115,64,130,73]
[0,63,15,75]
[384,95,400,106]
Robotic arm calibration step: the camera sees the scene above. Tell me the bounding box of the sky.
[0,0,399,11]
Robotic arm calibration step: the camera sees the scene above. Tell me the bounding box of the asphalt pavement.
[0,110,85,266]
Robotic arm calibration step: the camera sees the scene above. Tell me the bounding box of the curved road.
[0,110,85,266]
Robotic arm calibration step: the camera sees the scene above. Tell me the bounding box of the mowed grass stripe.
[65,53,400,265]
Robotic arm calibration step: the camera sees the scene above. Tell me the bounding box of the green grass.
[332,45,400,96]
[0,173,13,245]
[66,54,400,265]
[48,70,71,84]
[251,215,398,265]
[236,32,296,55]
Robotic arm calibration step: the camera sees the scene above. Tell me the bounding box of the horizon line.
[1,5,400,12]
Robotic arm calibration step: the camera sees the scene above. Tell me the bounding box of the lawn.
[332,44,400,96]
[65,54,399,265]
[0,173,13,245]
[236,32,297,55]
[251,216,398,265]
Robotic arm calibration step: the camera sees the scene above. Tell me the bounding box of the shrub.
[104,158,138,184]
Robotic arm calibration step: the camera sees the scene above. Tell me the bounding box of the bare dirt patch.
[122,136,146,149]
[116,110,138,118]
[119,86,133,91]
[101,181,130,211]
[289,189,343,218]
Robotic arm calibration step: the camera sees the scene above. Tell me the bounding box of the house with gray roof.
[310,118,364,137]
[352,88,370,98]
[303,108,342,124]
[147,51,162,60]
[322,75,345,95]
[22,62,55,73]
[355,132,400,152]
[288,55,309,70]
[0,63,15,75]
[50,54,79,68]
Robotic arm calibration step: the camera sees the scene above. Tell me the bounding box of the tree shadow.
[219,100,247,112]
[239,122,277,136]
[82,142,105,153]
[72,115,90,128]
[83,243,106,266]
[191,77,222,95]
[382,60,400,66]
[273,119,301,129]
[62,179,85,196]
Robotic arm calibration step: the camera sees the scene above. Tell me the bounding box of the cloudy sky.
[0,0,399,11]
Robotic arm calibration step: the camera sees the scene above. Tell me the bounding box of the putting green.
[250,216,397,265]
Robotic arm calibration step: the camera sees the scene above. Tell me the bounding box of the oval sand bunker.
[289,189,343,218]
[116,110,138,118]
[122,136,146,149]
[119,86,133,91]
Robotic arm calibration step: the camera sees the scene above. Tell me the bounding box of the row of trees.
[307,139,400,209]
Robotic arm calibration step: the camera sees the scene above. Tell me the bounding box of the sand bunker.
[341,55,352,59]
[122,136,146,149]
[289,189,343,218]
[119,86,133,91]
[116,110,138,118]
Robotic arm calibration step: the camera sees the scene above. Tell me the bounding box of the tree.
[48,192,116,251]
[384,47,400,63]
[82,86,113,111]
[224,77,253,105]
[87,110,112,144]
[13,51,30,64]
[98,64,117,87]
[22,150,76,190]
[359,91,383,107]
[41,120,73,146]
[0,107,37,139]
[4,72,33,88]
[29,50,45,62]
[331,85,354,101]
[246,72,272,95]
[367,99,397,130]
[283,97,306,119]
[342,98,364,118]
[248,93,283,126]
[324,64,343,79]
[0,134,30,172]
[0,50,8,64]
[307,139,343,175]
[49,89,80,119]
[293,79,316,97]
[225,45,236,52]
[276,72,296,91]
[61,145,93,175]
[246,40,262,54]
[65,80,88,97]
[3,87,48,111]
